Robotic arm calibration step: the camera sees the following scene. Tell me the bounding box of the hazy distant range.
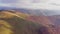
[0,6,60,16]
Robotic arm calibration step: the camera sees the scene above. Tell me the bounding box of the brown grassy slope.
[0,10,29,19]
[0,10,53,34]
[48,16,60,34]
[26,16,58,34]
[0,20,13,34]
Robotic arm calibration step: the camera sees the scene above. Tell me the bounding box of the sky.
[0,0,60,10]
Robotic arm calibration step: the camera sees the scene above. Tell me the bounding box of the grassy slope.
[0,10,54,34]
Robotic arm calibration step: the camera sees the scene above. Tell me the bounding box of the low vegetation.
[0,10,55,34]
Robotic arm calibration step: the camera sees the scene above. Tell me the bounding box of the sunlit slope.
[0,10,29,19]
[0,20,13,34]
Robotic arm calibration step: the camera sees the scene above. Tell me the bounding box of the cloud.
[14,0,60,10]
[0,0,17,3]
[0,3,12,7]
[0,0,60,10]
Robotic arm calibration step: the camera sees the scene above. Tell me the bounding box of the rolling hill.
[0,10,54,34]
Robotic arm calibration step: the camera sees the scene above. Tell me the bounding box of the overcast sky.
[0,0,60,10]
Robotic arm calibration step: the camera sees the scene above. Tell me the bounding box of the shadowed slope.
[26,16,57,34]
